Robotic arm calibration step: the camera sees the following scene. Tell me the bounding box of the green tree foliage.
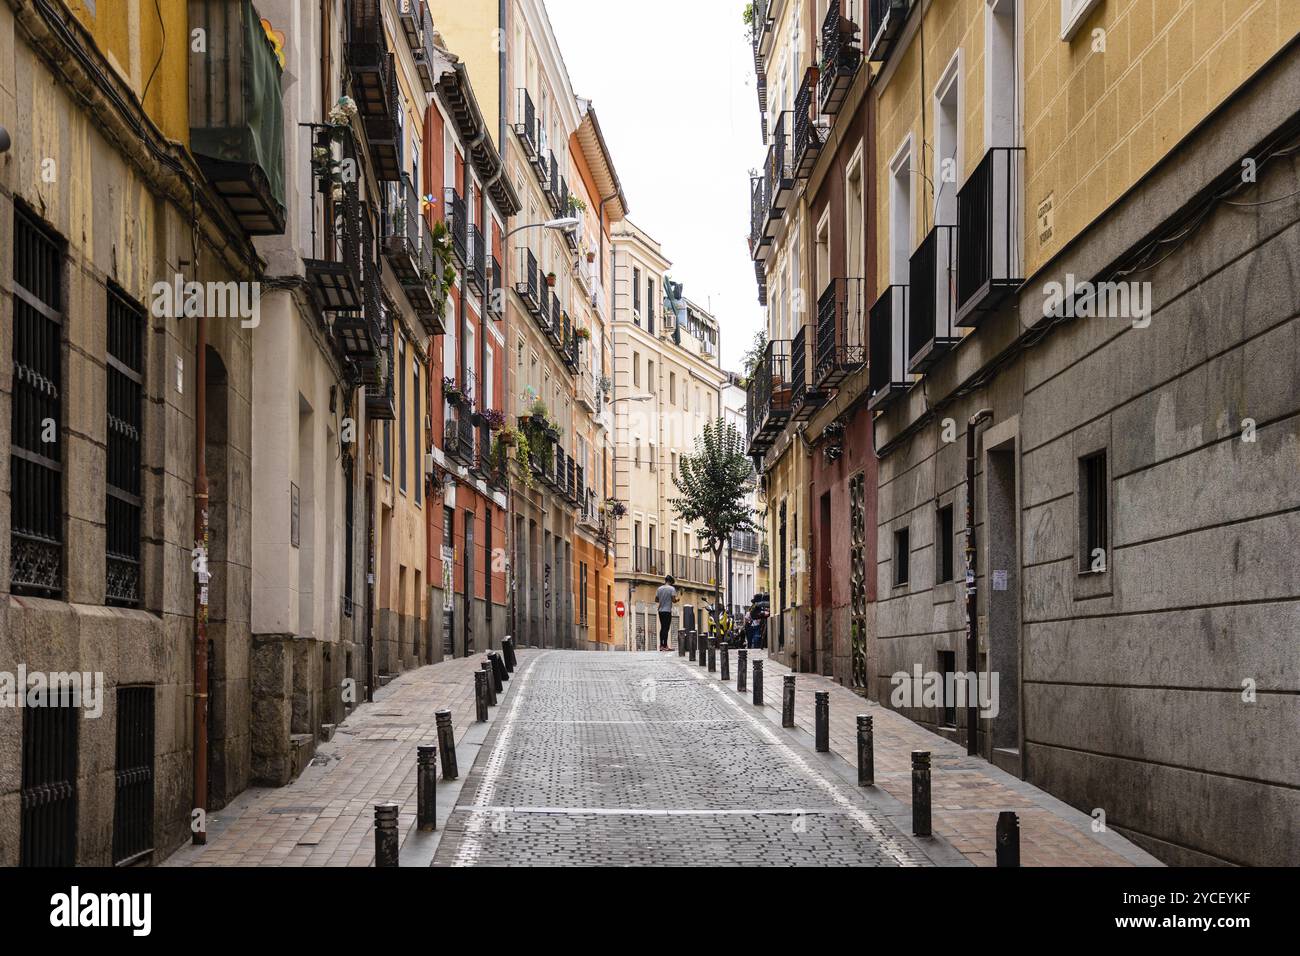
[669,418,757,608]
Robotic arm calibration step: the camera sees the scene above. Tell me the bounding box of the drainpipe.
[965,409,993,757]
[192,314,209,845]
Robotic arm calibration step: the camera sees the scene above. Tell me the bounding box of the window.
[937,651,957,727]
[443,506,455,550]
[579,561,588,625]
[1080,451,1108,572]
[383,421,392,479]
[112,686,154,864]
[669,371,675,405]
[632,351,640,387]
[936,504,954,584]
[647,360,654,391]
[893,527,910,587]
[398,342,408,494]
[10,206,65,598]
[632,266,641,316]
[647,278,656,335]
[21,688,78,865]
[106,286,145,607]
[413,363,422,505]
[649,443,656,472]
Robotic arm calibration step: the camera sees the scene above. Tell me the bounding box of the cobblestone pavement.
[740,650,1161,867]
[164,652,532,867]
[433,651,937,866]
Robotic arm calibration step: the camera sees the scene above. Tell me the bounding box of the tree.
[738,328,767,388]
[669,418,757,614]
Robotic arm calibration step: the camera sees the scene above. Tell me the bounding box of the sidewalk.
[164,651,531,867]
[687,649,1161,868]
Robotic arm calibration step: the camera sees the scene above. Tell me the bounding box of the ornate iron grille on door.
[112,686,155,865]
[850,473,867,689]
[106,287,145,606]
[10,207,64,597]
[20,688,78,866]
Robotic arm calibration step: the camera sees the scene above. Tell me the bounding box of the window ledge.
[1060,0,1103,42]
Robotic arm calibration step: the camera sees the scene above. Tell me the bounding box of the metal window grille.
[10,207,65,597]
[936,504,954,584]
[343,458,355,616]
[893,527,910,586]
[112,686,155,865]
[20,687,78,866]
[1082,452,1109,570]
[106,286,145,606]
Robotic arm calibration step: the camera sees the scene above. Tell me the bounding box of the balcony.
[753,0,776,63]
[765,112,795,226]
[815,277,867,387]
[347,1,402,181]
[908,225,961,372]
[820,0,863,115]
[444,187,467,264]
[488,256,504,319]
[364,317,395,420]
[304,126,362,314]
[957,146,1025,326]
[382,175,445,335]
[514,248,540,316]
[749,174,771,261]
[544,151,562,211]
[565,457,577,504]
[337,199,386,371]
[634,547,665,576]
[755,259,768,305]
[188,0,286,235]
[448,412,475,465]
[466,223,487,294]
[549,296,563,350]
[793,67,825,179]
[790,325,828,421]
[537,281,552,334]
[746,339,793,456]
[867,0,909,63]
[514,88,538,159]
[400,0,438,92]
[867,285,910,409]
[731,530,760,554]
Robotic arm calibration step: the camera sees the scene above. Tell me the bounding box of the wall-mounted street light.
[504,216,580,240]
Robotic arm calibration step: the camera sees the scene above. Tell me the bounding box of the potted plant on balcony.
[441,376,464,405]
[545,271,557,287]
[575,325,591,341]
[605,498,627,519]
[328,96,357,129]
[497,423,519,447]
[483,408,506,432]
[567,195,587,214]
[586,251,596,264]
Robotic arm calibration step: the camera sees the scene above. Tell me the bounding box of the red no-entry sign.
[615,601,626,618]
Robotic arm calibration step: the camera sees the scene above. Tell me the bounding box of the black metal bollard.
[996,811,1021,867]
[502,637,516,672]
[814,691,829,752]
[482,661,498,706]
[474,670,489,722]
[417,745,438,831]
[782,675,796,728]
[737,649,747,693]
[720,644,730,681]
[753,658,764,705]
[698,633,707,666]
[707,638,717,673]
[436,709,458,780]
[912,751,932,837]
[857,714,873,787]
[490,650,508,687]
[374,802,400,867]
[678,630,686,656]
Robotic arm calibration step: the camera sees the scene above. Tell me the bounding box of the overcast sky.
[544,0,765,374]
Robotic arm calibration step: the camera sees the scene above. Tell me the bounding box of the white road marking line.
[461,806,848,816]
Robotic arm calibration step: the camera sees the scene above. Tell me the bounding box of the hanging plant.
[567,194,587,213]
[328,96,357,127]
[597,373,613,394]
[606,498,627,519]
[586,251,596,264]
[497,424,519,447]
[545,271,557,287]
[575,326,591,341]
[483,408,506,431]
[441,376,464,403]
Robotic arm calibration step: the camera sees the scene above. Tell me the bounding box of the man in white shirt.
[655,575,679,651]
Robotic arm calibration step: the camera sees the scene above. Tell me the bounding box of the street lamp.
[504,216,581,240]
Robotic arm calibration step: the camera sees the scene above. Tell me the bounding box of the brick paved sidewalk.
[683,649,1161,868]
[164,651,531,867]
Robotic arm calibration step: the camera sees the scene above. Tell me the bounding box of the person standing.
[656,575,679,651]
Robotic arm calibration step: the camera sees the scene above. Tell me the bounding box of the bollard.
[474,670,489,722]
[502,637,516,672]
[857,714,874,787]
[737,649,747,693]
[996,811,1021,867]
[482,660,498,706]
[699,634,708,667]
[374,802,400,867]
[490,650,507,688]
[814,691,829,752]
[720,644,730,681]
[435,709,458,780]
[678,631,686,657]
[782,675,796,728]
[707,638,717,673]
[417,745,438,831]
[912,751,932,837]
[753,658,764,705]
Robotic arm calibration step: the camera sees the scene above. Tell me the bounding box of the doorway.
[985,435,1022,776]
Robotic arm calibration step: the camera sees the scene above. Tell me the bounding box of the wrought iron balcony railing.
[820,0,863,115]
[514,247,540,315]
[755,259,768,305]
[956,146,1025,325]
[400,0,438,92]
[731,530,760,554]
[382,173,444,335]
[304,125,363,314]
[489,255,504,318]
[816,277,867,387]
[765,112,795,225]
[790,325,828,420]
[363,312,396,420]
[466,222,487,293]
[908,224,961,373]
[793,66,825,179]
[444,186,467,263]
[336,201,386,368]
[545,151,562,209]
[514,88,538,158]
[634,547,665,576]
[749,174,770,260]
[188,0,286,235]
[868,284,910,409]
[746,339,793,456]
[867,0,909,63]
[347,1,401,180]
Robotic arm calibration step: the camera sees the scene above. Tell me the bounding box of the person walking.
[656,575,679,651]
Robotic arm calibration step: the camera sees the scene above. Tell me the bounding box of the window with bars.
[1080,451,1109,572]
[413,364,422,506]
[10,207,65,598]
[343,458,355,616]
[106,286,145,607]
[21,687,78,866]
[112,686,155,865]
